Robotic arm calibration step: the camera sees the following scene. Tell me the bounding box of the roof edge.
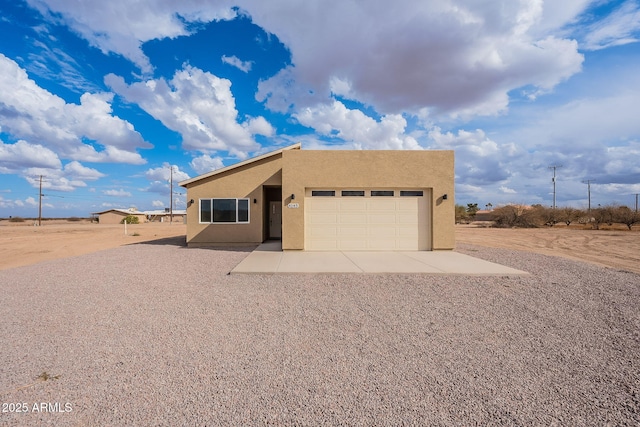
[179,142,301,187]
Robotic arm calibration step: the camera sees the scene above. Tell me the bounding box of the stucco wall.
[183,154,283,246]
[282,150,455,250]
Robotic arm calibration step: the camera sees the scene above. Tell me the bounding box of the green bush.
[120,215,140,224]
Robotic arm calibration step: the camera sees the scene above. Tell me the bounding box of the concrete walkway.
[231,242,529,275]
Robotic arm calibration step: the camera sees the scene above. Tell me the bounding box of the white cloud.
[221,55,253,72]
[0,54,149,165]
[295,100,420,150]
[189,154,225,175]
[145,163,190,183]
[249,0,584,117]
[0,140,62,170]
[500,186,518,194]
[152,200,165,207]
[428,127,517,185]
[103,189,132,197]
[581,1,640,50]
[26,0,237,73]
[106,65,269,159]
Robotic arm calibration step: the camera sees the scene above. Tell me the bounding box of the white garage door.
[305,191,430,250]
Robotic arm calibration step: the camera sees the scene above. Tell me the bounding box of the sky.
[0,0,639,218]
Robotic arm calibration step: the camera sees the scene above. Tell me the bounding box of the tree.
[455,204,469,223]
[121,215,140,224]
[558,207,582,226]
[466,203,479,220]
[613,206,640,230]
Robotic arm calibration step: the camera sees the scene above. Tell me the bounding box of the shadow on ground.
[130,236,257,253]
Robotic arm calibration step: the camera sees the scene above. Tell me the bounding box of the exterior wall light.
[442,194,448,200]
[291,194,295,200]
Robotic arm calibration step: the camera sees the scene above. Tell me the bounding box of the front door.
[269,201,282,239]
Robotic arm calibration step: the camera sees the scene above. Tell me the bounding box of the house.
[92,208,148,224]
[146,209,187,223]
[179,143,455,251]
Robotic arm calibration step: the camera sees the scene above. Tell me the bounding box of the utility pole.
[582,179,594,211]
[635,193,638,213]
[548,165,562,209]
[169,165,174,225]
[38,175,43,226]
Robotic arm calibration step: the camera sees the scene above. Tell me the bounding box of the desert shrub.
[612,206,640,230]
[590,205,616,229]
[490,204,542,228]
[8,216,25,223]
[557,207,584,226]
[466,203,479,221]
[120,215,140,224]
[67,217,83,222]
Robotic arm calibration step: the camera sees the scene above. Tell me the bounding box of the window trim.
[199,198,250,224]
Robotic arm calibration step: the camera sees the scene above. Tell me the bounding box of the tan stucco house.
[92,208,148,224]
[179,143,455,251]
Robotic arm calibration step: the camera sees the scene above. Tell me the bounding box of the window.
[341,190,365,197]
[400,190,424,197]
[311,190,335,196]
[200,198,250,223]
[371,190,394,197]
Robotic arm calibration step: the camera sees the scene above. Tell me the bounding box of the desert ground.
[456,223,640,274]
[0,219,187,271]
[1,219,638,273]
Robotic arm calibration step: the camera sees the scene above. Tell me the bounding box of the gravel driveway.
[1,239,638,426]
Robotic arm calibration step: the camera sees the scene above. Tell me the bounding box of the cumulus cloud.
[0,140,62,170]
[249,0,584,117]
[221,55,253,72]
[26,0,237,73]
[189,154,225,175]
[0,54,149,164]
[295,100,420,150]
[428,127,517,185]
[106,65,269,159]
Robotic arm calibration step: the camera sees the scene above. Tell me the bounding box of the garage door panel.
[310,213,339,224]
[308,226,337,237]
[339,226,367,236]
[368,213,397,224]
[305,194,430,251]
[340,213,367,223]
[310,199,338,210]
[339,199,367,210]
[367,199,396,210]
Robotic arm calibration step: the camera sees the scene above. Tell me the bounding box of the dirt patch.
[456,224,640,274]
[0,220,186,271]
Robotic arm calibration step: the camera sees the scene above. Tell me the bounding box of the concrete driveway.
[231,241,529,275]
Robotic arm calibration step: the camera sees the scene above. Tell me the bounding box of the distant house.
[92,208,186,224]
[92,208,147,224]
[146,209,186,223]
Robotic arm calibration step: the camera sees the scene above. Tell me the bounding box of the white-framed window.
[200,198,250,223]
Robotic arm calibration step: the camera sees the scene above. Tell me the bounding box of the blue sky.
[1,0,639,217]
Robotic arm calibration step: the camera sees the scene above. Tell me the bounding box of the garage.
[305,189,430,250]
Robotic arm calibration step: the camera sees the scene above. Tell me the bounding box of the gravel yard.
[1,239,639,426]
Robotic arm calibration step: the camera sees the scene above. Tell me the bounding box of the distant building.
[92,207,186,224]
